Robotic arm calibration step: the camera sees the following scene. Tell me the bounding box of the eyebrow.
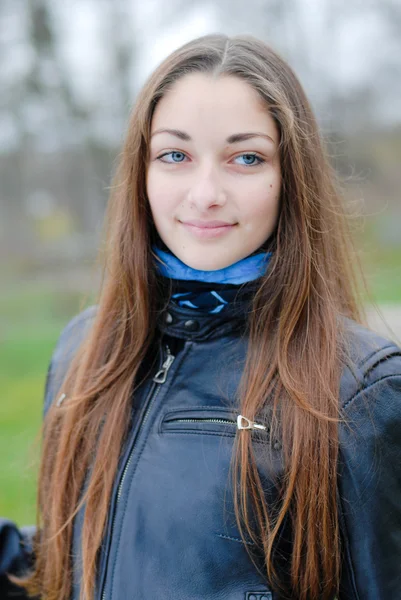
[150,128,276,145]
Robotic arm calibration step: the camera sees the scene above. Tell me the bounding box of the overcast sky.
[51,0,396,103]
[1,0,399,153]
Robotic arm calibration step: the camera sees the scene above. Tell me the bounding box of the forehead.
[150,73,278,143]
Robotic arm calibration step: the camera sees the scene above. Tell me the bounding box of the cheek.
[243,185,281,227]
[146,168,182,215]
[147,184,171,218]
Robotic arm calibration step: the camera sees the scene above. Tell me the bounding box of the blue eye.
[235,153,265,167]
[156,151,265,167]
[157,151,186,163]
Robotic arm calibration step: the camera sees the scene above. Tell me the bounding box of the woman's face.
[146,73,281,270]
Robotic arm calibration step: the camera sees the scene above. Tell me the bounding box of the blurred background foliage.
[1,0,400,524]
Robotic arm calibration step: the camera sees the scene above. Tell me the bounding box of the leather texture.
[1,299,401,599]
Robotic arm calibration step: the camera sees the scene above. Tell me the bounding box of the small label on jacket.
[245,592,272,600]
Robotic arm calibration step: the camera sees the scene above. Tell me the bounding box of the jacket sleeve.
[0,350,54,597]
[0,306,97,597]
[338,353,401,599]
[0,521,36,598]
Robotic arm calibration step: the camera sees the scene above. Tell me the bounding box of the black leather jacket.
[1,296,401,599]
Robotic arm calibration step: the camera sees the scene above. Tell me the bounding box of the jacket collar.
[156,283,257,341]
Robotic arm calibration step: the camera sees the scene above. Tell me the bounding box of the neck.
[152,245,272,285]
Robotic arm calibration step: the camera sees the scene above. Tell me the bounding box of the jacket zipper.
[164,415,267,430]
[100,344,175,600]
[116,345,174,501]
[167,417,235,425]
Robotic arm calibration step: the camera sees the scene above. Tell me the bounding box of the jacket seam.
[163,404,236,410]
[357,343,398,371]
[342,372,401,411]
[215,532,255,546]
[159,430,273,445]
[362,349,401,379]
[337,492,360,600]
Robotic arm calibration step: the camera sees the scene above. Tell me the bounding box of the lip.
[181,219,236,228]
[180,220,237,239]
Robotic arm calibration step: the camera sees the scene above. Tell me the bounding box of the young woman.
[1,33,401,600]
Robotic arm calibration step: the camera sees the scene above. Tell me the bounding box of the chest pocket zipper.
[160,409,269,438]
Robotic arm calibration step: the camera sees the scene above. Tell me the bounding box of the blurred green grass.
[1,232,400,527]
[356,219,401,304]
[361,245,401,304]
[0,286,90,526]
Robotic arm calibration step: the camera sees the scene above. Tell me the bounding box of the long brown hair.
[14,33,366,600]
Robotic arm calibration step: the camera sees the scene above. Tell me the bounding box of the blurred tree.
[0,0,400,273]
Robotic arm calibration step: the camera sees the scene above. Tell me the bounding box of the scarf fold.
[152,245,272,314]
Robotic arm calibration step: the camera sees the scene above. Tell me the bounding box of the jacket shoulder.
[337,318,401,597]
[51,305,97,361]
[43,305,98,417]
[339,315,401,406]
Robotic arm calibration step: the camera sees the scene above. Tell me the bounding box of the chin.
[182,255,237,271]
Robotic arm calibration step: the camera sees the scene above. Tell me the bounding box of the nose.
[187,163,227,211]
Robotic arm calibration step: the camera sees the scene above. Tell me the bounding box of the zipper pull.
[56,392,67,407]
[153,345,175,384]
[237,415,267,431]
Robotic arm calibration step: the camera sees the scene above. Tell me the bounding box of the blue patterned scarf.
[152,245,272,314]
